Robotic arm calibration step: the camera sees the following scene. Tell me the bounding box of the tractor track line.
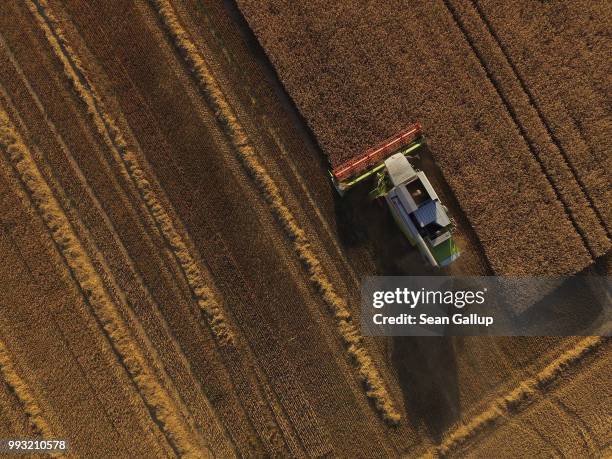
[422,336,608,458]
[0,31,236,455]
[0,338,63,458]
[565,109,598,163]
[27,0,235,348]
[519,417,566,459]
[471,0,611,239]
[552,394,598,453]
[442,0,597,261]
[0,105,206,458]
[149,0,401,424]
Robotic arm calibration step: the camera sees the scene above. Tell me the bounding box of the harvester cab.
[330,123,460,268]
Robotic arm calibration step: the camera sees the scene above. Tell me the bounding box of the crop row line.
[0,103,204,457]
[27,0,302,452]
[149,0,400,424]
[0,25,242,453]
[26,0,235,349]
[423,336,607,457]
[444,0,606,261]
[471,0,610,239]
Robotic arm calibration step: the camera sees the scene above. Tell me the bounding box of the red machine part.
[331,122,423,182]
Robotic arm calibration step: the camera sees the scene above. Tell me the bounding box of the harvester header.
[331,123,423,192]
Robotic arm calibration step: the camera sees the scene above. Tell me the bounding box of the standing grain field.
[237,0,611,275]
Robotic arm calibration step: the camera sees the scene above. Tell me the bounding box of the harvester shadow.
[391,336,460,442]
[511,266,610,335]
[332,182,372,249]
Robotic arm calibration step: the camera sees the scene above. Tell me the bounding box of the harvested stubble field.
[0,0,609,457]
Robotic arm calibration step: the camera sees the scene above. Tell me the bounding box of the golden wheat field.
[0,0,609,457]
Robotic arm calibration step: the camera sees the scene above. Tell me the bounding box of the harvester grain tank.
[330,123,460,268]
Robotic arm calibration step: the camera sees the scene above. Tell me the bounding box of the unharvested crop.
[237,0,610,275]
[475,0,612,232]
[444,0,610,259]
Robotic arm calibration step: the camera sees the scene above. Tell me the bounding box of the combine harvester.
[331,123,460,268]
